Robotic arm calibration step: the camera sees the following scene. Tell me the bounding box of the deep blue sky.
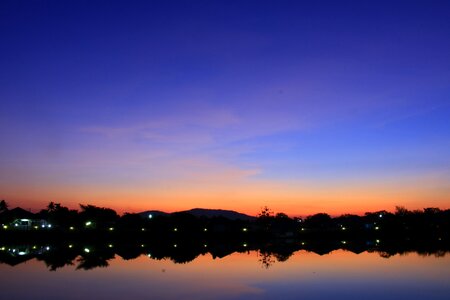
[1,1,449,214]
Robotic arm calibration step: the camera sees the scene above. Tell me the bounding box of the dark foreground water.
[1,246,449,300]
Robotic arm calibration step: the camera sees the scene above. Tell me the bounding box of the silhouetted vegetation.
[0,202,449,245]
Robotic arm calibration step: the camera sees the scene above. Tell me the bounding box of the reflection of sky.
[1,250,450,299]
[0,1,449,215]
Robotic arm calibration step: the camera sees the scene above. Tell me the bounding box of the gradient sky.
[1,0,449,216]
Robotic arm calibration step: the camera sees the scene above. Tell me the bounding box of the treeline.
[0,201,449,240]
[1,238,449,271]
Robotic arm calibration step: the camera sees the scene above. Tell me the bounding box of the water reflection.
[1,239,448,271]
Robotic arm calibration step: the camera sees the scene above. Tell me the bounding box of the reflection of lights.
[84,248,90,253]
[85,221,92,226]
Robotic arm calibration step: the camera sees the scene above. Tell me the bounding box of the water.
[1,245,449,300]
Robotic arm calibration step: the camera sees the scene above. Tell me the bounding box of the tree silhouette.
[0,200,8,212]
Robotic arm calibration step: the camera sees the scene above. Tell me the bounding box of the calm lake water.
[1,248,449,300]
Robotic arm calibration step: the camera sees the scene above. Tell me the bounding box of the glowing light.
[147,254,152,257]
[376,239,380,243]
[70,226,74,230]
[109,227,114,231]
[379,214,383,218]
[173,244,177,248]
[141,244,145,247]
[375,226,380,230]
[108,244,113,248]
[148,214,153,219]
[0,247,5,251]
[341,241,347,244]
[14,224,18,227]
[45,246,50,251]
[84,248,90,253]
[85,221,92,226]
[174,228,178,232]
[242,228,248,232]
[34,226,38,229]
[3,225,7,229]
[69,244,73,248]
[32,245,37,249]
[243,243,248,247]
[47,224,52,228]
[204,228,208,232]
[342,227,346,230]
[141,228,146,231]
[204,244,207,247]
[18,251,27,256]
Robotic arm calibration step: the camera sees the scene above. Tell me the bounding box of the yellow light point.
[70,227,74,230]
[141,228,146,231]
[204,228,208,232]
[375,226,380,230]
[243,243,247,247]
[173,244,177,248]
[174,228,178,232]
[341,241,347,244]
[108,244,113,248]
[242,228,248,232]
[141,244,145,247]
[3,225,7,229]
[69,245,73,248]
[109,227,114,231]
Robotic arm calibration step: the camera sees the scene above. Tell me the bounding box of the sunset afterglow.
[1,1,449,216]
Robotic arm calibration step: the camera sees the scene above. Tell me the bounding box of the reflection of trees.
[76,252,114,270]
[0,239,449,271]
[38,253,77,271]
[258,251,275,269]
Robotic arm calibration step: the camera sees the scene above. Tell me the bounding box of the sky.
[0,0,449,216]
